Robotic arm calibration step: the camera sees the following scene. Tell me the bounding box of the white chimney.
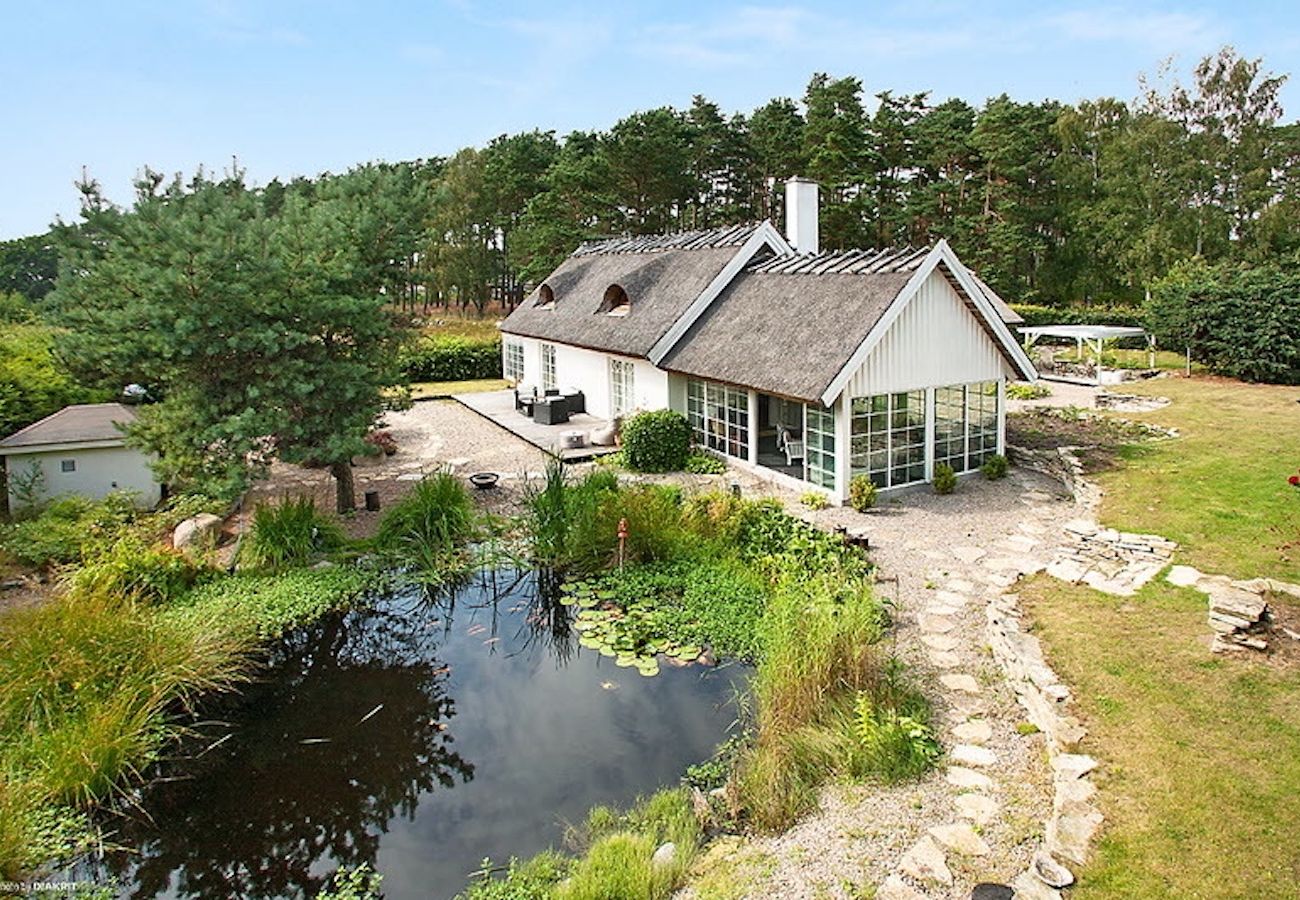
[784,176,820,255]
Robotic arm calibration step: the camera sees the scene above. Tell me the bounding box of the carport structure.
[1019,324,1155,384]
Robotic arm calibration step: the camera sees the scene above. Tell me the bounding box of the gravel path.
[678,470,1077,900]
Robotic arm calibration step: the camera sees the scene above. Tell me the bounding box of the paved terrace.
[451,389,622,462]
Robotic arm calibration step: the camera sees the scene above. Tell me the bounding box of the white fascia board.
[0,438,127,456]
[817,244,944,406]
[933,240,1039,383]
[648,221,792,366]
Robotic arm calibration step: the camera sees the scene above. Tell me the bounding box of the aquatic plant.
[375,470,476,578]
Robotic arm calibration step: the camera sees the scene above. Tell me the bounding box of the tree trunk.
[330,460,356,514]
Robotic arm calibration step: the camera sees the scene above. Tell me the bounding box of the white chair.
[777,427,805,466]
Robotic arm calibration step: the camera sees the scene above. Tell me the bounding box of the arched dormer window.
[600,284,630,317]
[535,283,556,309]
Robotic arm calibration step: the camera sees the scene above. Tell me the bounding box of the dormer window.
[600,284,630,317]
[535,283,556,309]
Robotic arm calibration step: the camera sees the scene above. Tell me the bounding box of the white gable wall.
[840,268,1012,398]
[4,445,161,511]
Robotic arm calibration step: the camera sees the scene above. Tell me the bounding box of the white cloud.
[1045,8,1224,55]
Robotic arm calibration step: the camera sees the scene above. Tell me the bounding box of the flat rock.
[940,673,981,694]
[899,835,953,887]
[1046,557,1089,583]
[952,546,986,563]
[1010,870,1063,900]
[929,650,962,669]
[951,744,998,767]
[934,589,970,608]
[946,766,993,790]
[1048,809,1105,865]
[929,822,991,856]
[1165,564,1203,588]
[918,613,957,634]
[396,472,425,481]
[950,695,989,718]
[953,719,993,744]
[925,603,964,618]
[1033,850,1075,888]
[946,577,978,593]
[921,633,960,652]
[876,874,926,900]
[1052,753,1097,780]
[954,792,1000,825]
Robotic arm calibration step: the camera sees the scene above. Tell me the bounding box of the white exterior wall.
[4,445,161,511]
[503,335,669,420]
[841,270,1012,398]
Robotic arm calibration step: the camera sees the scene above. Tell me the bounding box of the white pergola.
[1019,324,1156,383]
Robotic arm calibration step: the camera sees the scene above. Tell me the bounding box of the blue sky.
[2,1,1297,239]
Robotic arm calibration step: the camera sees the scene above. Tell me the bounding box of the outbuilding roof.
[500,224,764,358]
[0,403,137,452]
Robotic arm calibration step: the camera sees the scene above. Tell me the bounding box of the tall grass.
[375,471,476,578]
[239,495,345,572]
[63,534,215,604]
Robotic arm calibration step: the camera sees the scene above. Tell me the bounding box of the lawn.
[1022,576,1300,899]
[410,378,508,400]
[1092,375,1300,582]
[420,316,502,341]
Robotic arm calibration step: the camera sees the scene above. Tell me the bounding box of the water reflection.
[92,571,745,900]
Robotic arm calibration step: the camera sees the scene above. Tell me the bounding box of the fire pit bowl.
[469,472,500,490]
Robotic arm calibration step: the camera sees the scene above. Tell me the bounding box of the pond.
[85,570,747,899]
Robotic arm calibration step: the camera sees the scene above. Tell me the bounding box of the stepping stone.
[1022,490,1055,503]
[929,822,991,856]
[951,744,998,767]
[940,673,981,694]
[955,792,1000,825]
[1011,870,1064,900]
[950,696,988,718]
[1003,534,1040,551]
[953,719,993,744]
[921,633,959,652]
[1019,521,1046,535]
[946,578,977,593]
[946,766,993,790]
[1166,564,1204,588]
[918,613,957,634]
[877,874,926,900]
[925,603,963,619]
[899,835,953,887]
[396,472,424,481]
[934,589,969,608]
[952,546,986,563]
[928,650,962,669]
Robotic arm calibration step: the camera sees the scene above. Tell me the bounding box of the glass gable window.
[850,390,925,489]
[686,379,748,458]
[540,343,557,391]
[504,341,525,383]
[805,405,836,490]
[932,381,1000,472]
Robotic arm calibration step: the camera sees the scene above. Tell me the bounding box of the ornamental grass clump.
[239,495,345,572]
[376,470,475,577]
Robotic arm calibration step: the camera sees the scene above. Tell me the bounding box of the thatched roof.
[0,403,136,451]
[660,269,914,403]
[500,224,759,358]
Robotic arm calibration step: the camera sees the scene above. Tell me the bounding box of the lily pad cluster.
[561,581,704,677]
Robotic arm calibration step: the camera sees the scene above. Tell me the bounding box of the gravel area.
[247,400,548,538]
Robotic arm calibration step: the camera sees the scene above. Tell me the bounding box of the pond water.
[88,570,747,899]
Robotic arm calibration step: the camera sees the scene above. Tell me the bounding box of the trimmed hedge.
[622,409,692,473]
[398,335,502,382]
[1011,303,1148,329]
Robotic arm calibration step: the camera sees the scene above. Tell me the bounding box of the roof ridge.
[743,245,932,275]
[572,222,762,257]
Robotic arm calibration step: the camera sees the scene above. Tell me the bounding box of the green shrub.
[397,335,502,382]
[853,691,941,782]
[239,496,344,572]
[800,491,829,510]
[981,454,1009,480]
[1011,303,1147,330]
[932,463,958,495]
[621,409,691,473]
[848,475,878,512]
[375,471,475,576]
[1007,382,1051,400]
[462,852,570,899]
[65,535,215,604]
[317,864,383,900]
[683,451,725,475]
[1,493,138,567]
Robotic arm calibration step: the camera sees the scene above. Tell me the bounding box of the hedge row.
[398,335,502,382]
[1010,303,1148,329]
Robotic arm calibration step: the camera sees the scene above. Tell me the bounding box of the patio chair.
[777,426,805,466]
[533,396,570,426]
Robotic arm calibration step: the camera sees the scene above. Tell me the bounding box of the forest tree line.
[2,46,1298,316]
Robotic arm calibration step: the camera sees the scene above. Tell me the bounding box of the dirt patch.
[1008,408,1170,474]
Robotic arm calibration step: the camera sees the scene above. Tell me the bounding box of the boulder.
[173,513,223,552]
[650,842,676,870]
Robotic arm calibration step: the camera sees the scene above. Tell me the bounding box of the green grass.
[410,378,508,399]
[1091,376,1300,581]
[420,317,502,341]
[1021,575,1300,899]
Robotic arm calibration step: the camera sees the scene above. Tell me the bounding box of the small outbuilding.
[0,403,162,512]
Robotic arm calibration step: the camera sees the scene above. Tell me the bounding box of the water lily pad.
[615,655,636,668]
[559,595,576,606]
[598,645,616,658]
[676,645,702,660]
[578,635,602,650]
[636,661,660,677]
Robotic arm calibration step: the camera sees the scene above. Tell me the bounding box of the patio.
[451,389,622,462]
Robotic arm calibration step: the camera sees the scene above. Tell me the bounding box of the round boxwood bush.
[621,409,692,473]
[933,463,958,495]
[981,454,1009,480]
[848,475,878,512]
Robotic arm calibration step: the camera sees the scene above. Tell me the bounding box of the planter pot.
[469,472,500,490]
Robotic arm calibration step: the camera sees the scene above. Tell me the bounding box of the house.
[0,403,162,511]
[499,177,1035,502]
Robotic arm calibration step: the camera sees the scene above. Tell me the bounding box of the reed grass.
[375,471,476,579]
[239,495,345,572]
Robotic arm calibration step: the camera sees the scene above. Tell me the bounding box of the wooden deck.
[451,390,622,462]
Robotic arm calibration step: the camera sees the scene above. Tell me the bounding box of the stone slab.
[951,744,998,767]
[940,673,981,694]
[946,766,993,790]
[929,822,991,856]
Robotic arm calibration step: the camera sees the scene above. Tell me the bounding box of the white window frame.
[609,358,635,417]
[540,343,557,392]
[686,378,748,459]
[850,390,926,489]
[503,340,525,384]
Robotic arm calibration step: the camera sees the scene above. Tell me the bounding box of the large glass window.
[932,381,1000,472]
[851,390,925,489]
[805,405,836,490]
[687,379,748,458]
[504,340,525,383]
[540,343,556,391]
[609,358,635,417]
